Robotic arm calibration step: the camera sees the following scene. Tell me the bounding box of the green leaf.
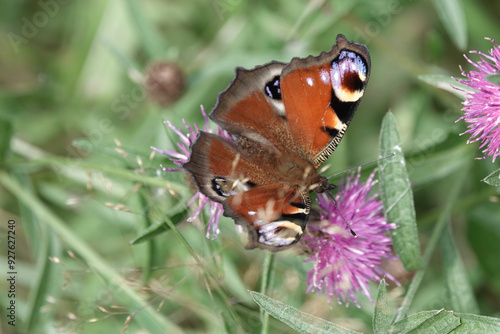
[418,74,470,99]
[441,225,479,314]
[451,313,500,333]
[0,116,13,164]
[249,291,362,334]
[390,309,460,333]
[407,310,460,333]
[390,310,436,333]
[432,0,467,51]
[482,169,500,186]
[485,74,500,85]
[390,311,500,334]
[373,278,392,334]
[378,112,422,271]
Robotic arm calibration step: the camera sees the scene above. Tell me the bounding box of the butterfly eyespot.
[331,50,367,103]
[212,177,236,197]
[258,221,303,247]
[211,176,256,197]
[264,76,281,100]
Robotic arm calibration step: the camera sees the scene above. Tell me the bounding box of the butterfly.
[184,34,370,251]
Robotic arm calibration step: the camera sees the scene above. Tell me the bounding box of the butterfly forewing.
[210,62,294,155]
[280,34,370,168]
[184,133,276,202]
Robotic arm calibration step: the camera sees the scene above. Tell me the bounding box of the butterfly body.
[184,34,370,251]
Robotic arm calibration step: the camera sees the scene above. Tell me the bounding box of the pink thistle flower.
[303,169,398,307]
[151,106,230,239]
[455,38,500,162]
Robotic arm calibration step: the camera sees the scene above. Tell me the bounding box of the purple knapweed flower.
[455,38,500,162]
[303,169,398,307]
[152,106,231,239]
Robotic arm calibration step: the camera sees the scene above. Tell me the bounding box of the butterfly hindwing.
[225,184,310,250]
[184,132,310,251]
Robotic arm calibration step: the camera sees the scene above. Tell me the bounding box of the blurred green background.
[1,0,500,333]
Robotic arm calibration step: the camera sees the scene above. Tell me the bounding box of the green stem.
[260,252,275,334]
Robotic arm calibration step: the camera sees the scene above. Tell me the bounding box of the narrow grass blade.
[130,212,187,245]
[25,231,62,333]
[0,171,183,333]
[378,112,422,271]
[15,172,42,255]
[124,0,165,58]
[250,291,362,334]
[260,253,275,334]
[101,36,141,75]
[15,156,188,193]
[14,172,63,332]
[441,225,479,314]
[0,116,13,164]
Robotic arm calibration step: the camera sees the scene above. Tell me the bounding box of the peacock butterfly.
[184,34,370,251]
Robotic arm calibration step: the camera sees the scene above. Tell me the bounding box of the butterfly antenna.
[326,192,357,237]
[326,152,395,180]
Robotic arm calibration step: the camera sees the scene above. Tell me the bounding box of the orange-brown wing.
[183,132,310,251]
[183,132,278,203]
[280,34,371,168]
[210,62,295,155]
[226,184,310,251]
